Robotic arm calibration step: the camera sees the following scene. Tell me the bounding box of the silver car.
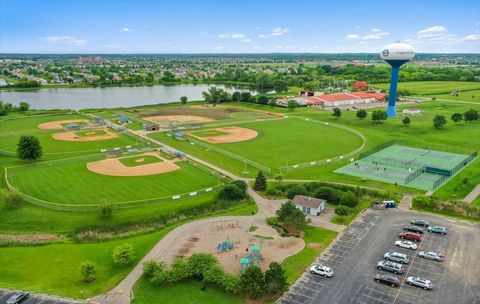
[309,265,334,277]
[406,276,433,290]
[377,261,404,274]
[384,252,409,264]
[418,251,445,262]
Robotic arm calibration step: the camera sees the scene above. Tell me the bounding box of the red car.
[399,231,422,242]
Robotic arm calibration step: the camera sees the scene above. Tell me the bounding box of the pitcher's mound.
[52,129,118,142]
[190,127,258,143]
[37,119,91,130]
[87,152,180,176]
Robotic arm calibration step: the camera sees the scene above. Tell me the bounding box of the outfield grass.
[0,114,86,133]
[75,129,108,137]
[133,279,244,304]
[431,90,480,103]
[191,129,228,137]
[7,155,220,205]
[282,226,337,284]
[374,81,480,95]
[119,154,163,167]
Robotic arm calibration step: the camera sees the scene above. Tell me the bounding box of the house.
[292,195,326,216]
[144,124,159,131]
[305,91,386,107]
[117,115,130,124]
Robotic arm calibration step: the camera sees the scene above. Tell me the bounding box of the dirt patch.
[87,152,180,176]
[0,233,65,245]
[135,158,145,163]
[37,119,91,130]
[162,219,304,274]
[52,128,119,142]
[308,243,322,249]
[190,127,258,143]
[134,106,244,121]
[143,115,215,125]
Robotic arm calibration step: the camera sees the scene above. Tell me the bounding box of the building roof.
[306,91,386,105]
[118,115,129,121]
[352,81,368,88]
[292,195,326,209]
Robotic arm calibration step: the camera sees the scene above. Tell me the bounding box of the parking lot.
[0,289,85,304]
[278,209,480,304]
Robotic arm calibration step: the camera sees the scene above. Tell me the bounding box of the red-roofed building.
[306,91,385,107]
[352,81,368,89]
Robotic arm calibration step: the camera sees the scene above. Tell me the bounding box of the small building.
[292,195,326,216]
[352,81,368,90]
[402,108,422,116]
[144,124,159,131]
[65,123,80,130]
[117,115,130,124]
[299,90,315,97]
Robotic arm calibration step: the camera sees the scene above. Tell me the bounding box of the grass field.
[374,81,480,96]
[7,155,220,205]
[118,154,163,167]
[75,129,108,137]
[0,114,86,133]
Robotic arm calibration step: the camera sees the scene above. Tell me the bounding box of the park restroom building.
[292,195,326,216]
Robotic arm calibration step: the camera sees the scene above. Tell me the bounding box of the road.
[0,289,86,304]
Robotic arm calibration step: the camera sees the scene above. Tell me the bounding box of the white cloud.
[370,28,382,33]
[41,35,87,46]
[418,25,447,34]
[345,34,360,39]
[362,29,390,40]
[217,33,247,40]
[121,27,133,32]
[258,27,289,38]
[231,33,245,39]
[241,38,251,43]
[215,46,225,50]
[463,34,480,41]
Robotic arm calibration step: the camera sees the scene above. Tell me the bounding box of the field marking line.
[365,286,396,298]
[360,293,391,304]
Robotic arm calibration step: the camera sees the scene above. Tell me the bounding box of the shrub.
[239,266,266,299]
[17,135,43,161]
[112,243,135,266]
[150,266,170,285]
[220,184,245,201]
[402,116,411,125]
[340,191,359,207]
[356,109,367,120]
[232,180,248,195]
[169,258,192,282]
[143,260,164,279]
[1,190,22,209]
[286,185,308,199]
[80,261,96,283]
[264,262,288,293]
[187,253,217,280]
[335,205,350,216]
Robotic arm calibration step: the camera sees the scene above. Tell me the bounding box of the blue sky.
[1,0,479,53]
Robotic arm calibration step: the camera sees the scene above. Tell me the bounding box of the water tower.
[380,42,415,117]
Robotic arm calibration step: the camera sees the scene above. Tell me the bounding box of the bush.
[187,253,217,280]
[340,191,359,207]
[112,243,135,266]
[169,258,192,282]
[150,266,170,285]
[239,266,266,299]
[220,184,245,201]
[1,190,22,209]
[264,262,288,293]
[17,135,43,161]
[143,260,164,279]
[286,185,308,199]
[335,205,350,216]
[232,180,247,195]
[80,261,96,283]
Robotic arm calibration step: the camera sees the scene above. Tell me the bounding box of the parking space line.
[365,286,396,298]
[282,295,305,304]
[359,293,392,304]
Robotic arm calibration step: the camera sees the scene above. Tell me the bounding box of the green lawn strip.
[0,114,86,133]
[190,129,228,138]
[373,81,480,95]
[132,279,244,304]
[281,226,338,284]
[118,155,163,167]
[75,129,108,137]
[331,199,372,225]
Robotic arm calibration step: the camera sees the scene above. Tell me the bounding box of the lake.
[0,84,254,110]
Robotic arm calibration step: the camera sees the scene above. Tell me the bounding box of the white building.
[292,195,326,216]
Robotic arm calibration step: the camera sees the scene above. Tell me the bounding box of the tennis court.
[335,144,477,191]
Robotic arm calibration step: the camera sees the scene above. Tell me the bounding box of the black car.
[6,292,30,304]
[403,225,424,234]
[374,274,400,287]
[411,220,430,227]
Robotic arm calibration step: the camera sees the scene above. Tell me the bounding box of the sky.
[1,0,479,54]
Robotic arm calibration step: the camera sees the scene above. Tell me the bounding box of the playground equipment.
[217,239,234,253]
[240,244,261,272]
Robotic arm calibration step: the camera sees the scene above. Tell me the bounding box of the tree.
[264,262,288,293]
[335,205,350,216]
[239,266,266,299]
[231,91,242,102]
[202,87,231,105]
[80,261,96,282]
[112,243,135,266]
[232,180,248,195]
[269,99,277,107]
[356,109,367,120]
[17,135,42,161]
[313,186,342,204]
[276,201,308,230]
[219,184,245,200]
[433,115,447,129]
[451,113,463,123]
[254,171,267,191]
[143,260,165,279]
[286,185,308,199]
[332,108,342,118]
[240,92,253,102]
[371,110,387,122]
[18,102,30,112]
[180,96,188,105]
[169,258,192,282]
[402,116,411,125]
[340,191,359,207]
[287,100,298,112]
[187,253,217,280]
[257,95,269,105]
[464,109,479,122]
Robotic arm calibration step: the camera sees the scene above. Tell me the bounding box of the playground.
[52,128,119,142]
[189,127,258,143]
[161,219,304,274]
[335,143,477,191]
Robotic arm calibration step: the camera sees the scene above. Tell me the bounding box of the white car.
[395,240,417,250]
[309,265,334,278]
[406,276,433,290]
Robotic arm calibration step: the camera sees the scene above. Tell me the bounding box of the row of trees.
[0,101,30,116]
[433,109,479,129]
[142,253,288,299]
[201,87,275,106]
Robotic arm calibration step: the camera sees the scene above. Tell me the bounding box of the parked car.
[377,261,404,274]
[374,273,400,287]
[411,219,430,227]
[6,292,29,304]
[406,276,433,290]
[403,225,425,234]
[310,265,334,277]
[418,251,445,262]
[428,226,447,235]
[395,240,418,250]
[384,252,409,264]
[399,232,422,242]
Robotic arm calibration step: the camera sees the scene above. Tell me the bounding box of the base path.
[463,184,480,203]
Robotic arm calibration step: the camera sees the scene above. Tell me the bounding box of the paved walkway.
[399,193,414,211]
[463,184,480,203]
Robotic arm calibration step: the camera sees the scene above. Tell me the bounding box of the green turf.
[282,225,337,284]
[190,129,228,138]
[431,90,480,103]
[6,155,220,205]
[118,154,163,167]
[0,114,86,133]
[374,81,480,95]
[75,129,108,137]
[133,279,244,304]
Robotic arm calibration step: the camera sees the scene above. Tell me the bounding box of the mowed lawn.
[374,81,480,95]
[0,114,86,133]
[119,154,162,167]
[6,155,220,205]
[153,118,363,170]
[0,130,141,155]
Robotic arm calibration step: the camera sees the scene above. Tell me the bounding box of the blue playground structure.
[217,239,234,253]
[240,244,261,272]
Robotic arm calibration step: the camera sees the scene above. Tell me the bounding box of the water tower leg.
[387,66,400,117]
